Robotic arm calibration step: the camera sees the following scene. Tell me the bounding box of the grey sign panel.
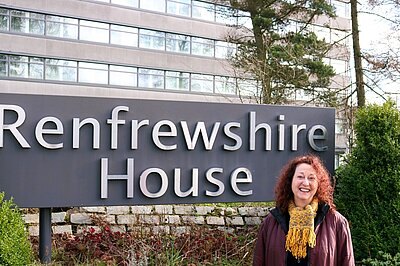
[0,93,335,207]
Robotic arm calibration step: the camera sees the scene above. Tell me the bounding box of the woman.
[253,155,354,266]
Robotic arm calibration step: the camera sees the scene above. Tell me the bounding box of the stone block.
[28,225,39,236]
[194,206,214,215]
[206,216,225,225]
[138,215,160,225]
[174,205,194,215]
[131,206,153,214]
[23,214,39,224]
[52,212,66,223]
[117,214,137,225]
[244,216,262,225]
[106,206,130,215]
[52,225,72,235]
[81,207,106,213]
[225,216,244,226]
[70,213,92,224]
[162,215,181,224]
[181,215,204,225]
[154,205,173,214]
[152,225,170,234]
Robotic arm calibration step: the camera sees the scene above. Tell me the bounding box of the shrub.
[0,192,33,265]
[361,251,400,265]
[335,101,400,260]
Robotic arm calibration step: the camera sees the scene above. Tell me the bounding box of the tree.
[358,1,400,104]
[334,101,400,260]
[216,0,342,105]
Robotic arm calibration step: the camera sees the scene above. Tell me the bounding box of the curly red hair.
[274,154,335,213]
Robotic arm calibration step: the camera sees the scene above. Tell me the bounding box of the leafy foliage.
[361,251,400,266]
[34,217,258,265]
[335,101,400,260]
[0,192,33,265]
[221,0,338,105]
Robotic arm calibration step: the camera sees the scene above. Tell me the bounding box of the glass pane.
[215,41,236,59]
[139,29,165,50]
[111,0,139,8]
[11,11,29,33]
[110,25,138,47]
[29,13,45,35]
[0,8,9,31]
[9,55,28,78]
[166,71,189,90]
[192,1,215,21]
[80,20,109,43]
[192,37,214,57]
[237,79,259,96]
[45,59,77,82]
[215,76,236,94]
[79,62,108,84]
[166,33,190,53]
[28,57,44,79]
[138,68,164,89]
[110,65,137,86]
[215,5,236,25]
[140,0,165,13]
[0,54,7,76]
[167,0,191,17]
[191,74,213,92]
[46,16,78,39]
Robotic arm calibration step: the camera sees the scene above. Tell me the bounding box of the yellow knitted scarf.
[285,198,318,259]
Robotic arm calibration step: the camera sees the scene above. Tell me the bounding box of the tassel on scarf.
[285,198,318,259]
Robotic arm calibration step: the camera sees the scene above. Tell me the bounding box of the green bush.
[0,192,33,265]
[361,251,400,265]
[335,101,400,261]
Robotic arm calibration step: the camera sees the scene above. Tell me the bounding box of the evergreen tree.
[219,0,339,105]
[335,101,400,260]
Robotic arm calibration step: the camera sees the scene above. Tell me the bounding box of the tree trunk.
[351,0,365,107]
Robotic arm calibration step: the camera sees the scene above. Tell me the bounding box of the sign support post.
[39,208,52,263]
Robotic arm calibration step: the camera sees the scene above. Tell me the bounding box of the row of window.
[90,0,350,22]
[0,7,349,76]
[0,54,260,95]
[0,8,236,59]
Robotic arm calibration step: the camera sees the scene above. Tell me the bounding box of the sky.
[357,1,400,105]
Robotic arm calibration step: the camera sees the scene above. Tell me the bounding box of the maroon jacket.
[253,204,355,266]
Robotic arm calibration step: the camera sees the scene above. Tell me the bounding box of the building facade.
[0,0,350,163]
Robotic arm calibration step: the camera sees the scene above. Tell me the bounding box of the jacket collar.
[270,202,330,234]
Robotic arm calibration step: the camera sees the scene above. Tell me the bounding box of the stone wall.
[23,205,271,236]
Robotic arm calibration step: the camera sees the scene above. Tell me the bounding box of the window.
[0,54,7,76]
[332,0,349,18]
[111,25,138,47]
[330,58,347,75]
[237,79,259,96]
[0,8,9,31]
[80,20,109,43]
[313,25,331,43]
[191,74,213,92]
[215,76,236,94]
[78,62,108,84]
[139,29,165,50]
[331,29,348,45]
[192,1,215,21]
[110,65,137,86]
[11,10,45,35]
[45,59,77,82]
[215,5,236,25]
[215,41,236,59]
[138,68,164,89]
[167,0,191,17]
[237,10,252,29]
[9,55,44,79]
[166,33,190,53]
[166,71,189,90]
[140,0,165,13]
[111,0,139,8]
[46,15,78,39]
[192,37,214,57]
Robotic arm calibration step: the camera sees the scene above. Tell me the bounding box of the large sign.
[0,93,335,207]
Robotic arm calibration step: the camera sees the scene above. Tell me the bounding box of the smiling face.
[291,163,319,208]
